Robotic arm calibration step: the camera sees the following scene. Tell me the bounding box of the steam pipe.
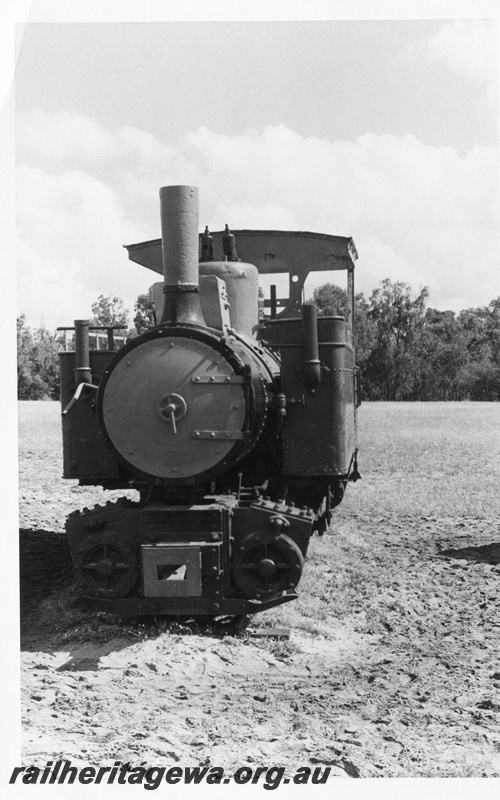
[302,303,322,390]
[270,284,277,319]
[159,185,205,325]
[74,319,92,385]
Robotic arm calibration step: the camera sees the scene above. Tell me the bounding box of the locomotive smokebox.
[159,185,205,326]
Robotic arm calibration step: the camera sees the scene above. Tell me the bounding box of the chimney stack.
[159,185,205,326]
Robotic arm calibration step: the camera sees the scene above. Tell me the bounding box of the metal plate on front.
[142,545,202,597]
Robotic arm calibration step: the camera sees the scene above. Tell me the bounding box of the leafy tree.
[457,361,500,400]
[351,293,377,370]
[313,283,349,317]
[18,316,40,399]
[133,292,156,334]
[32,324,61,399]
[365,279,429,400]
[17,316,60,399]
[91,294,129,328]
[486,297,500,365]
[458,307,491,364]
[456,297,500,400]
[413,309,468,400]
[461,298,500,368]
[90,293,130,348]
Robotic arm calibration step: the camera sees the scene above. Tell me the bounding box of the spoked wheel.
[233,533,304,599]
[75,534,138,598]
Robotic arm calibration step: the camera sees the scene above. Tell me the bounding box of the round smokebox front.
[99,334,246,483]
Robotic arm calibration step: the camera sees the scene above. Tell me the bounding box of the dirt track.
[18,401,500,777]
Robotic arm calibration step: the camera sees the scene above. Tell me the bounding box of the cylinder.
[74,319,92,384]
[302,303,321,390]
[159,185,205,325]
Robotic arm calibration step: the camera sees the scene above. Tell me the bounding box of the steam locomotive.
[59,185,360,621]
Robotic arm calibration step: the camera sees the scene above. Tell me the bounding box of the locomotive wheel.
[233,533,304,600]
[75,533,138,599]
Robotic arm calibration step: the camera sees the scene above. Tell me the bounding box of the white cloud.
[16,115,498,328]
[186,127,496,232]
[407,20,497,84]
[17,165,156,328]
[16,108,176,165]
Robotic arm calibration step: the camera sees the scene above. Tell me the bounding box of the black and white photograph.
[3,0,500,794]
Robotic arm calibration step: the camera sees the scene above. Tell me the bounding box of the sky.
[10,6,500,330]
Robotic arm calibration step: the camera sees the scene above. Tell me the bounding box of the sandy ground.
[18,401,500,778]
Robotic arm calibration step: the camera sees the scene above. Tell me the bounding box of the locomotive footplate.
[80,590,298,618]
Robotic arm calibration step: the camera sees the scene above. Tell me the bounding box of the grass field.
[347,401,500,517]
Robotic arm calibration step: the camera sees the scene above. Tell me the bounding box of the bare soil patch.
[18,401,500,777]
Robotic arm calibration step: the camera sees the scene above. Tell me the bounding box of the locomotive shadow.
[19,527,95,654]
[438,542,500,566]
[19,528,73,607]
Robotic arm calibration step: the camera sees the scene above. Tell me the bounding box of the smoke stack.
[159,185,205,325]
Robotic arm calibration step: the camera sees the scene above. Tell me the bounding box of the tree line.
[17,281,500,401]
[313,279,500,401]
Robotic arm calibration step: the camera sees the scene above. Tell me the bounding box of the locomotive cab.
[59,185,360,619]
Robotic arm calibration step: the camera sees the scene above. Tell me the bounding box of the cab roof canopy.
[125,230,358,277]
